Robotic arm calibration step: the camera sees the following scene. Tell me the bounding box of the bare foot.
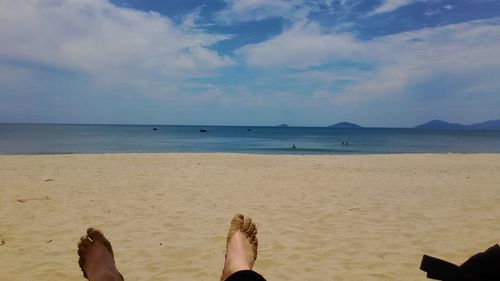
[77,228,124,281]
[221,214,259,281]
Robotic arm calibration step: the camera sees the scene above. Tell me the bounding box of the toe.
[242,217,252,232]
[77,234,92,279]
[87,228,104,241]
[228,214,244,241]
[231,214,244,228]
[245,222,256,236]
[79,235,93,249]
[87,228,114,256]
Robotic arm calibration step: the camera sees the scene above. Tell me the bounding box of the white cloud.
[336,18,500,102]
[215,0,362,24]
[0,0,232,95]
[371,0,417,14]
[237,21,358,68]
[216,0,434,21]
[424,8,440,16]
[290,69,371,83]
[216,0,309,23]
[424,4,454,17]
[237,18,500,111]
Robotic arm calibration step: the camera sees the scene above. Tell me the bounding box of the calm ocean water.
[1,123,500,155]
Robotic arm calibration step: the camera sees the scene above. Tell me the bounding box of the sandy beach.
[1,153,499,281]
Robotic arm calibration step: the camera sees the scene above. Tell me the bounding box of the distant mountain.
[277,124,289,127]
[415,119,500,130]
[415,120,466,129]
[468,119,500,129]
[329,122,362,128]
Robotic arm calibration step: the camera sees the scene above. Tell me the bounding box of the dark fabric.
[225,270,266,281]
[421,255,460,280]
[420,244,500,281]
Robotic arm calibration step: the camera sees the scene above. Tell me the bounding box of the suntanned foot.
[221,214,259,281]
[77,228,124,281]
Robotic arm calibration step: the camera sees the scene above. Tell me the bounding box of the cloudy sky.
[1,0,499,126]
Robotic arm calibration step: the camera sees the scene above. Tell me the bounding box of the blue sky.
[1,0,499,126]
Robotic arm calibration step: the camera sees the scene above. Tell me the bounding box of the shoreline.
[2,151,500,156]
[1,153,499,280]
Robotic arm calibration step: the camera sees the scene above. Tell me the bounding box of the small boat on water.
[200,129,208,133]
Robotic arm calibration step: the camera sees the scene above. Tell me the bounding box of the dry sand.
[1,153,499,281]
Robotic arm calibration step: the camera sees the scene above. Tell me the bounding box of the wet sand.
[1,153,499,280]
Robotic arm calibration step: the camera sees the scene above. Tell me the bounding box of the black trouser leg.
[225,270,266,281]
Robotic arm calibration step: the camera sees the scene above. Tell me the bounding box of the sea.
[1,123,500,155]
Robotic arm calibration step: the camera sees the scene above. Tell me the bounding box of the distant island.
[415,120,465,129]
[273,119,499,129]
[329,122,362,128]
[415,119,500,130]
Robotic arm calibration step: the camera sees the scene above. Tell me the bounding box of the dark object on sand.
[153,127,158,131]
[420,244,500,281]
[225,270,266,281]
[200,129,208,133]
[17,196,50,203]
